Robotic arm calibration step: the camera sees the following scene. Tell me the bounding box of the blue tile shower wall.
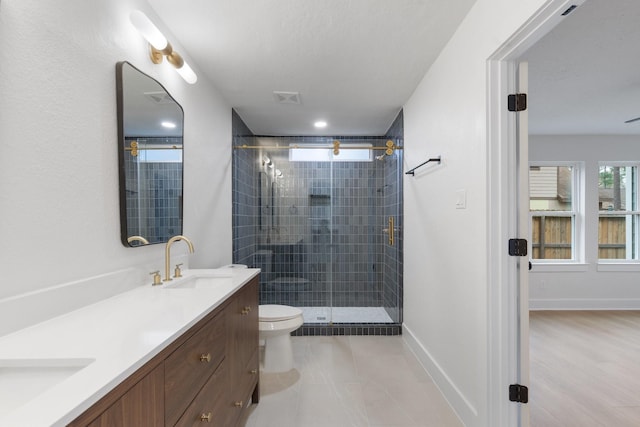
[231,110,259,268]
[231,110,404,331]
[124,137,182,243]
[248,136,387,310]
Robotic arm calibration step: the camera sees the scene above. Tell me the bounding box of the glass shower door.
[325,141,402,325]
[238,137,402,328]
[381,144,403,324]
[306,161,334,324]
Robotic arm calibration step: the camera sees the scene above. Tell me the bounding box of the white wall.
[529,135,640,309]
[402,0,548,425]
[0,0,231,303]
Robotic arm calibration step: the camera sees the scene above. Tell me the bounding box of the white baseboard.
[530,298,640,310]
[402,323,474,426]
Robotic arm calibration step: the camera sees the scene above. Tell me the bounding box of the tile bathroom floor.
[244,335,463,427]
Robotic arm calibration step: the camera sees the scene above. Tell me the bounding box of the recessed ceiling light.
[314,121,327,128]
[161,121,176,128]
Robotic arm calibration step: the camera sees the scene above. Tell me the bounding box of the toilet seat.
[259,304,303,322]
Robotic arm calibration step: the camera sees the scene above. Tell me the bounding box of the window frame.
[288,143,373,162]
[529,161,584,265]
[597,162,640,263]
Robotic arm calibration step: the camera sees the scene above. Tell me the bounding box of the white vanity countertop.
[0,268,259,427]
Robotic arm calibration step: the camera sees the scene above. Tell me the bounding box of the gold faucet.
[164,235,195,282]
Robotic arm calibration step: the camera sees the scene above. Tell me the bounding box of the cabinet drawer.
[174,361,228,427]
[227,349,259,427]
[165,310,226,427]
[240,349,259,400]
[84,364,164,427]
[235,279,259,368]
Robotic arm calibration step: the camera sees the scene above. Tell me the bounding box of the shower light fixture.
[314,120,327,128]
[129,10,197,84]
[161,121,176,128]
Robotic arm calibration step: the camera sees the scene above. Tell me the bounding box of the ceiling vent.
[273,91,301,105]
[144,91,176,104]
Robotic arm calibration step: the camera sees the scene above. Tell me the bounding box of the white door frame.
[486,1,585,425]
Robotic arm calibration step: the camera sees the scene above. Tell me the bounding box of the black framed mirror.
[116,61,184,247]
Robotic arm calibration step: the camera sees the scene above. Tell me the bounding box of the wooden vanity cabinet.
[165,309,227,426]
[68,276,259,427]
[226,278,260,426]
[84,364,164,427]
[172,361,228,426]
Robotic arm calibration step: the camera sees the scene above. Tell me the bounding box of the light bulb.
[129,11,168,51]
[176,61,197,84]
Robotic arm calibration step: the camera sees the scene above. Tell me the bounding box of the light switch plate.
[455,189,466,209]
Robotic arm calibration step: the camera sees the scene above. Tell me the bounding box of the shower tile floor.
[301,307,393,324]
[244,335,463,427]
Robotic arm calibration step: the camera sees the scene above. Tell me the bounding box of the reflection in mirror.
[259,171,271,231]
[258,152,285,242]
[116,62,184,247]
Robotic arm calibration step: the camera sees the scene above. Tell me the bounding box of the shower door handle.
[382,216,395,246]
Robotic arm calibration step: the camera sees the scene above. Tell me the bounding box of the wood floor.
[245,335,463,427]
[530,310,640,427]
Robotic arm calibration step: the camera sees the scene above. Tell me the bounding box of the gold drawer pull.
[234,401,243,408]
[250,369,258,375]
[199,353,211,362]
[241,308,249,315]
[200,412,212,422]
[244,306,252,312]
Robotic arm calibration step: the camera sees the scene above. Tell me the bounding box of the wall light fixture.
[129,10,197,84]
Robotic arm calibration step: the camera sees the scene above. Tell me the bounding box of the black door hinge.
[508,238,528,256]
[508,93,527,112]
[509,384,529,403]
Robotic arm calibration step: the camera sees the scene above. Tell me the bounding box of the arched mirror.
[116,61,184,247]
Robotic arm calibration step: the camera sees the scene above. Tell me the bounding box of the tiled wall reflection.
[124,137,182,243]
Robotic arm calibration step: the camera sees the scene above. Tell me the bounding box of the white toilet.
[259,304,303,372]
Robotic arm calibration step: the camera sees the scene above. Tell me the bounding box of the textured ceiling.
[524,0,640,135]
[148,0,477,136]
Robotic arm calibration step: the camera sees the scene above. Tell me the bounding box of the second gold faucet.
[164,235,195,282]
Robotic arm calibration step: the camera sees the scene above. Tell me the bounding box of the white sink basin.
[164,271,233,289]
[0,358,94,413]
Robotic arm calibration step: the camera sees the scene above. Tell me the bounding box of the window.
[529,165,578,261]
[289,143,372,162]
[136,140,183,163]
[598,164,639,261]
